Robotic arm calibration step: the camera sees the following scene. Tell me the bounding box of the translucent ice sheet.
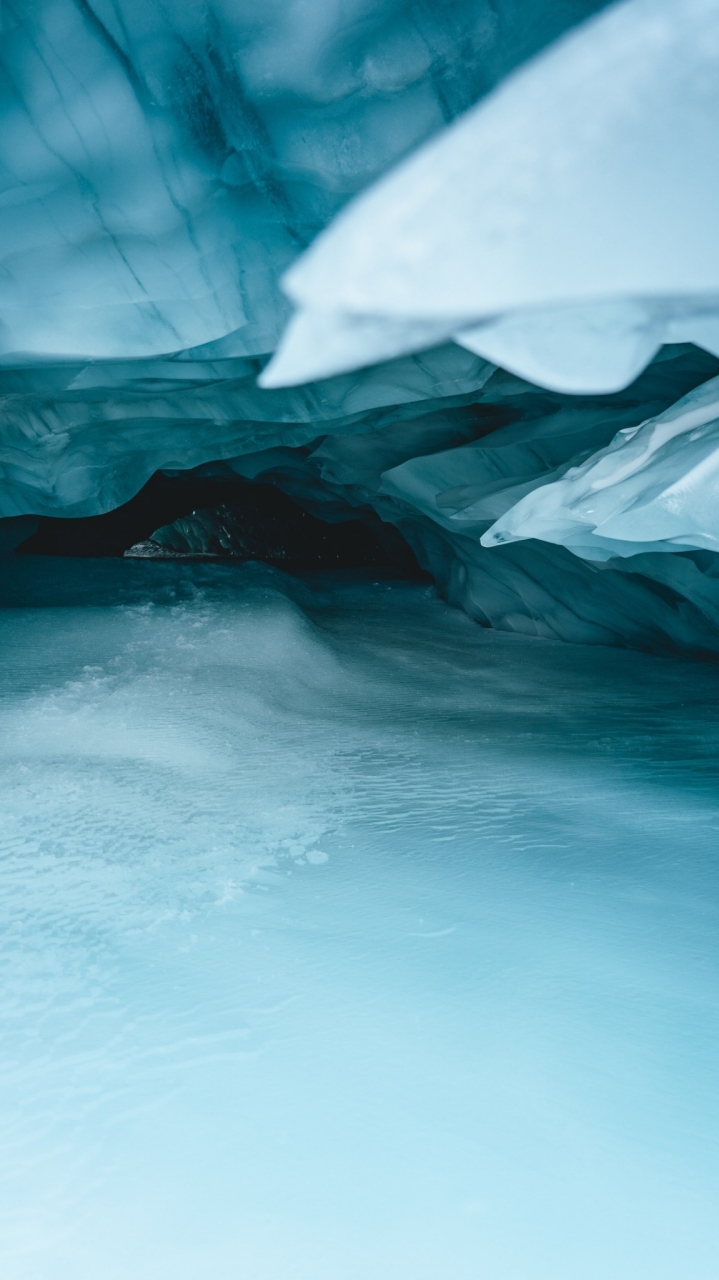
[0,559,717,1279]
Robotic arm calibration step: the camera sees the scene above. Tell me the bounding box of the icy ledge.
[262,0,719,395]
[482,376,719,560]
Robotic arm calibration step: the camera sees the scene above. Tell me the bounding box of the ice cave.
[1,1,718,1276]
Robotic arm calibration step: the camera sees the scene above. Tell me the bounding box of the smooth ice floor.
[0,559,717,1279]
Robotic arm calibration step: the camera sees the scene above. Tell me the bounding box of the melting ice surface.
[0,558,717,1279]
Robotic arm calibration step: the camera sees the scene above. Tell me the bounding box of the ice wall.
[223,346,719,654]
[0,0,603,362]
[0,0,596,506]
[3,0,719,654]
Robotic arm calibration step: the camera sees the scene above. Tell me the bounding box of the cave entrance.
[18,471,424,576]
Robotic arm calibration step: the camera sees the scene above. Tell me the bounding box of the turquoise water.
[0,559,717,1279]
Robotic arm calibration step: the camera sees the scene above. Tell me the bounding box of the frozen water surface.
[0,559,717,1279]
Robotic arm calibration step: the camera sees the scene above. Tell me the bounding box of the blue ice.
[3,1,719,650]
[1,2,719,1267]
[0,559,717,1278]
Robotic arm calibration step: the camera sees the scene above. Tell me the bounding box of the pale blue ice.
[1,4,719,1270]
[1,559,717,1279]
[4,1,719,654]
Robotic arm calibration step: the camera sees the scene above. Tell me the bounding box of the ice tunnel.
[2,0,719,651]
[1,2,719,1278]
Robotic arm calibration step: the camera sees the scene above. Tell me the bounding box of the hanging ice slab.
[262,0,719,393]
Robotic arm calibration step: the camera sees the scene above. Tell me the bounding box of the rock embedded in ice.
[0,516,39,555]
[262,0,719,392]
[125,495,403,569]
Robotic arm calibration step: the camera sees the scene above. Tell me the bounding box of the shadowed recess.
[17,472,425,573]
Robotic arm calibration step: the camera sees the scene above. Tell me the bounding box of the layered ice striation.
[0,0,602,362]
[227,346,719,653]
[482,376,719,559]
[3,0,719,652]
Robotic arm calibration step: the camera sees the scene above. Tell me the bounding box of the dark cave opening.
[17,471,426,576]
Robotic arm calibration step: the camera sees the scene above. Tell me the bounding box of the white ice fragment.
[482,375,719,556]
[263,0,719,392]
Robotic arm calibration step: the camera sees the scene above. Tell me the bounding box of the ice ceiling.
[3,0,719,652]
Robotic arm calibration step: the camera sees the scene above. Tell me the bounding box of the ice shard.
[263,0,719,393]
[483,376,719,558]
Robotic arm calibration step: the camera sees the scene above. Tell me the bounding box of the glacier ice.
[263,0,719,393]
[0,343,493,517]
[0,0,603,362]
[3,0,719,654]
[229,347,719,652]
[1,560,719,1278]
[483,375,719,558]
[3,4,719,1273]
